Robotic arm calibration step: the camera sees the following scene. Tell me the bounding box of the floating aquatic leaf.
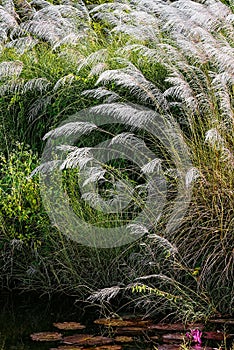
[50,346,83,350]
[94,318,151,327]
[155,345,182,350]
[51,346,122,350]
[148,323,204,331]
[63,334,93,344]
[190,347,213,350]
[162,332,184,343]
[204,331,232,340]
[53,322,86,330]
[30,332,62,341]
[150,335,160,341]
[63,334,114,346]
[114,336,134,343]
[115,326,147,335]
[86,346,122,350]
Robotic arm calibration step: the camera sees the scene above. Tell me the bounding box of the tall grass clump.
[0,0,118,153]
[39,0,233,319]
[0,0,233,321]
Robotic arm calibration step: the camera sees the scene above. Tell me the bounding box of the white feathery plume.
[141,158,163,174]
[0,61,23,80]
[89,103,158,129]
[22,77,51,93]
[204,44,234,76]
[53,74,75,92]
[112,9,160,41]
[5,37,39,54]
[90,2,132,27]
[207,0,233,20]
[221,148,234,166]
[146,234,178,254]
[13,3,92,46]
[43,121,98,140]
[55,144,78,153]
[212,73,234,124]
[171,0,220,31]
[30,0,51,9]
[174,36,209,64]
[113,23,159,41]
[205,128,224,149]
[164,71,198,111]
[185,167,200,188]
[82,87,120,103]
[20,20,62,44]
[81,167,106,187]
[77,49,108,73]
[0,7,18,30]
[1,0,16,17]
[52,32,90,50]
[96,64,168,110]
[130,0,167,16]
[28,95,53,121]
[226,13,234,25]
[0,80,24,96]
[59,147,93,170]
[89,62,109,77]
[110,132,137,146]
[0,28,7,44]
[87,286,121,303]
[30,160,63,177]
[127,223,148,236]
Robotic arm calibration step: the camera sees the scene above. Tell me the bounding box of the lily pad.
[203,331,232,340]
[156,346,214,350]
[114,336,134,343]
[148,323,204,331]
[85,347,122,350]
[63,334,114,346]
[150,335,160,341]
[63,334,93,344]
[162,333,184,342]
[155,345,182,350]
[115,327,147,335]
[191,347,214,350]
[53,322,86,330]
[191,345,214,350]
[30,332,63,342]
[50,347,83,350]
[94,318,150,327]
[51,346,122,350]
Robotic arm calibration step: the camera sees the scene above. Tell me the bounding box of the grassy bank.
[0,0,233,322]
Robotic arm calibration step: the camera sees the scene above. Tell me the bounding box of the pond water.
[0,292,88,350]
[0,292,233,350]
[0,292,149,350]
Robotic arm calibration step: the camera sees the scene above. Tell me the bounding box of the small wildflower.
[186,328,202,345]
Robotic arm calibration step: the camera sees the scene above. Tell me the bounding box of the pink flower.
[186,328,202,345]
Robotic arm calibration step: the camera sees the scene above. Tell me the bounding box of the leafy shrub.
[0,142,51,244]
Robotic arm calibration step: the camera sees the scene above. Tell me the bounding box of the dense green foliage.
[0,0,233,322]
[0,143,49,242]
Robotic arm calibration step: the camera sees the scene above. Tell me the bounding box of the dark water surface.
[1,292,233,350]
[0,292,146,350]
[0,292,98,350]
